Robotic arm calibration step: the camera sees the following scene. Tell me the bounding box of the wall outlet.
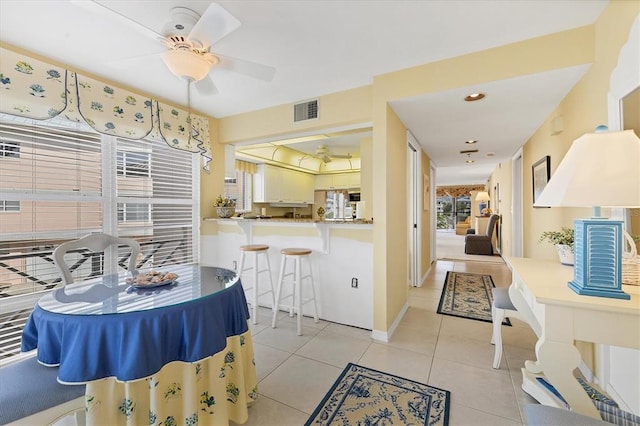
[351,277,358,288]
[233,260,237,271]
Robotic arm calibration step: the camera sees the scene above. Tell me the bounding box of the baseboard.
[419,265,432,287]
[371,301,409,342]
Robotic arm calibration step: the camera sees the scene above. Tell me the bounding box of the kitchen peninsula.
[202,217,373,329]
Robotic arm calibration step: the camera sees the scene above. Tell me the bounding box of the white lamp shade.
[534,130,640,208]
[162,50,217,82]
[475,191,490,202]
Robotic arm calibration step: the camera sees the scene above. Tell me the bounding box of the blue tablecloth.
[21,268,250,384]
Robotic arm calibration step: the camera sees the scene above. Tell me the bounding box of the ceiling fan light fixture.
[162,49,217,81]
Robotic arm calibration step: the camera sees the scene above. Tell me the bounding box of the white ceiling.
[0,0,608,185]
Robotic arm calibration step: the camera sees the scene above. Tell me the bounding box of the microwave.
[348,192,361,202]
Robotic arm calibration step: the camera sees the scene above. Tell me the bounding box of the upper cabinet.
[253,164,314,204]
[315,172,361,190]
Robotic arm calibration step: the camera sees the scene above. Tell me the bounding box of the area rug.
[306,363,450,426]
[437,271,510,325]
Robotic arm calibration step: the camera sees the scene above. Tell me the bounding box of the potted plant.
[213,195,236,218]
[539,227,575,266]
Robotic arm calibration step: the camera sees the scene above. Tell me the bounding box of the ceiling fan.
[72,1,276,95]
[312,145,352,164]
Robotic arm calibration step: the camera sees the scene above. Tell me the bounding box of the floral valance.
[0,47,212,171]
[436,185,485,198]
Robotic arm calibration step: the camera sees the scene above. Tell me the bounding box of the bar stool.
[271,248,319,335]
[238,244,275,325]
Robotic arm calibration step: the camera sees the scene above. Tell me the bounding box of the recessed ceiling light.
[465,140,477,144]
[486,152,495,157]
[464,93,486,102]
[466,160,475,164]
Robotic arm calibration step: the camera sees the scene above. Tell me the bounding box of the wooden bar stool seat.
[271,247,319,335]
[239,244,274,325]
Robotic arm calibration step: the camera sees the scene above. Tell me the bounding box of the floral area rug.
[437,271,511,325]
[306,363,450,426]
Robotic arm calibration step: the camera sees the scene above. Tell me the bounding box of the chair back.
[53,233,140,285]
[486,214,499,237]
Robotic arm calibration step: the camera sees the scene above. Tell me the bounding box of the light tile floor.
[233,259,539,425]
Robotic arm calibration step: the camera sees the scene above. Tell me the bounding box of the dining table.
[21,263,257,425]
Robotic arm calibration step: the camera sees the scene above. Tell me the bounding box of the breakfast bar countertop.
[205,217,373,224]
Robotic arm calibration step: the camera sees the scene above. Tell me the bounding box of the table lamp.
[534,128,640,299]
[476,191,490,215]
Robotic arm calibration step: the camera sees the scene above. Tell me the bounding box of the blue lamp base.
[568,219,630,300]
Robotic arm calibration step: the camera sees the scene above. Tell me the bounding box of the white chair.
[271,248,319,336]
[53,233,140,285]
[491,286,523,369]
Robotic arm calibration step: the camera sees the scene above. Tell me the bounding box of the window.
[224,171,252,212]
[0,117,199,358]
[0,139,20,158]
[118,203,151,222]
[117,150,150,177]
[0,200,20,212]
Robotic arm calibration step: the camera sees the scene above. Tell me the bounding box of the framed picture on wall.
[532,155,551,207]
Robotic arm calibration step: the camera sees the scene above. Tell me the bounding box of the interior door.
[407,133,420,287]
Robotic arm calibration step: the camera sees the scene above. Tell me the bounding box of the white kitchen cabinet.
[314,172,361,190]
[253,164,314,203]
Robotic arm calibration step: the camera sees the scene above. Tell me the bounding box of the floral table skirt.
[84,329,257,425]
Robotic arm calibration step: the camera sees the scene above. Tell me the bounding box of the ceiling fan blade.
[70,0,164,42]
[107,51,164,69]
[215,54,276,82]
[188,2,240,49]
[194,75,218,95]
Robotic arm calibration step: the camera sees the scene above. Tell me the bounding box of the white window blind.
[224,171,252,212]
[116,137,196,269]
[0,117,199,359]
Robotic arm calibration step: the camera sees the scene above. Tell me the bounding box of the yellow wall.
[371,105,409,330]
[488,161,512,257]
[201,117,224,236]
[521,1,640,260]
[218,85,373,144]
[360,137,374,220]
[421,151,432,277]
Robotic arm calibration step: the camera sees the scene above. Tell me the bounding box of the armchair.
[464,214,498,255]
[455,216,472,235]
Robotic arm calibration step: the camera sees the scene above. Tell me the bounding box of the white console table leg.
[527,329,601,418]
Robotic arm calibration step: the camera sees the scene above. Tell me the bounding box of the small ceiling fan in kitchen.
[311,145,352,163]
[72,0,276,96]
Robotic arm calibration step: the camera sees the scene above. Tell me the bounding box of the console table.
[504,257,640,419]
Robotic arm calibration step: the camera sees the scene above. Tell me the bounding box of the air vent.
[293,99,319,122]
[459,149,479,154]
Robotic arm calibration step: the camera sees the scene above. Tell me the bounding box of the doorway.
[407,132,420,287]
